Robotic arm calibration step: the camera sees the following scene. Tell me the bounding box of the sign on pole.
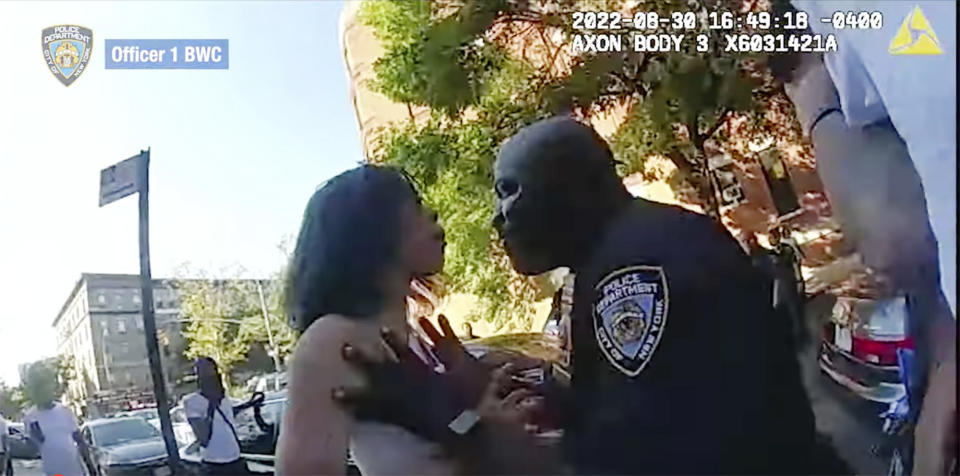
[98,148,179,472]
[99,153,144,207]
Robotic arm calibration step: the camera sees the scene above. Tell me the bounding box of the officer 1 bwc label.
[105,39,229,69]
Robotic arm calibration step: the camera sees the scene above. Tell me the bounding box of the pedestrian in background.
[21,363,93,476]
[771,226,807,346]
[0,411,12,476]
[182,357,262,475]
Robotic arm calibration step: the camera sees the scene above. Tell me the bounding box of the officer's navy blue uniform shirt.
[564,199,820,475]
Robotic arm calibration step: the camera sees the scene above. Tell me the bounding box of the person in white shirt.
[183,357,262,475]
[777,2,956,472]
[20,364,93,476]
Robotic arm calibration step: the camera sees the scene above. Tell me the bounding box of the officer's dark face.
[493,145,569,275]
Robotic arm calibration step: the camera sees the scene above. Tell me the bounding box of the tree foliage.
[0,381,27,420]
[358,0,794,328]
[174,266,297,389]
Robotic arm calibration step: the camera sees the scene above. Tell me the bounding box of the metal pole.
[136,148,180,470]
[256,280,282,376]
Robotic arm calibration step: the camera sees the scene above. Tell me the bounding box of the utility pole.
[256,280,282,378]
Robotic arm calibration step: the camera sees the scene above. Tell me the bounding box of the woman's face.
[398,196,445,276]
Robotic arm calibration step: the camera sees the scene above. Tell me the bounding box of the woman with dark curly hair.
[276,165,453,475]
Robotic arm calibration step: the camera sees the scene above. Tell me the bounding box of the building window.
[132,294,141,305]
[117,319,127,334]
[136,319,144,331]
[97,294,106,305]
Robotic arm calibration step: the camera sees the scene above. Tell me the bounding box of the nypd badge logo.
[593,265,668,377]
[42,25,93,86]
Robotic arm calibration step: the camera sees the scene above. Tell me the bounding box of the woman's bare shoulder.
[290,314,382,376]
[292,315,358,364]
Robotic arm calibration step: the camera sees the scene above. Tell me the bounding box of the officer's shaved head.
[493,116,631,274]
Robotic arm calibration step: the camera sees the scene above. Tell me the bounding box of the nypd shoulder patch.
[592,265,669,377]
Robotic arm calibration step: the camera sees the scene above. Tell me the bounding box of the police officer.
[335,117,845,475]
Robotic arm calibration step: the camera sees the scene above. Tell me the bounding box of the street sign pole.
[256,280,282,375]
[135,148,180,470]
[100,149,179,470]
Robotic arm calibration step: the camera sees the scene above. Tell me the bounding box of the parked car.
[6,422,40,459]
[463,332,563,364]
[80,416,172,476]
[115,406,195,446]
[819,296,913,403]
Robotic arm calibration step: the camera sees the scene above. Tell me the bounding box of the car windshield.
[92,419,161,447]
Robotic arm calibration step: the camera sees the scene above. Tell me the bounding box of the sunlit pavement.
[11,458,45,476]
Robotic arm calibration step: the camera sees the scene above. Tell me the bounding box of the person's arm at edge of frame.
[276,318,354,476]
[912,306,958,475]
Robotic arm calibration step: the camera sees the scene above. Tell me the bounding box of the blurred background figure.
[21,363,92,476]
[0,411,12,476]
[771,226,807,346]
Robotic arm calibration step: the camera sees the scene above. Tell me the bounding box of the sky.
[0,1,363,385]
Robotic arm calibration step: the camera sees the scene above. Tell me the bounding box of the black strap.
[210,405,240,445]
[810,107,841,135]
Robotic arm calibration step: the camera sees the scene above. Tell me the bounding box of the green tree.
[359,0,795,328]
[175,265,297,389]
[0,381,27,420]
[175,269,257,389]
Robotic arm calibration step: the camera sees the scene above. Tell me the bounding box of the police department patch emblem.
[593,265,668,377]
[42,25,93,86]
